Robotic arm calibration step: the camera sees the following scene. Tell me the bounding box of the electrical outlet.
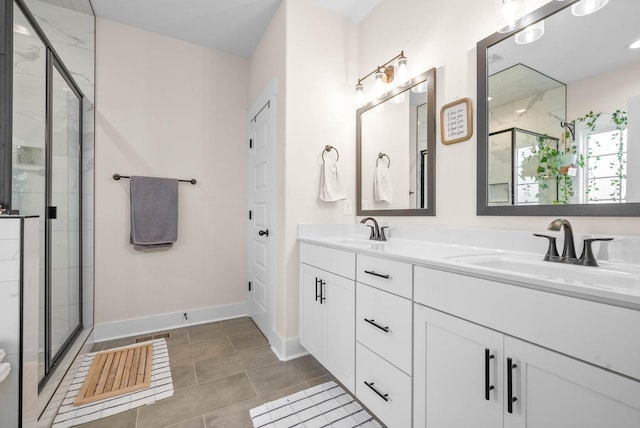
[344,199,353,216]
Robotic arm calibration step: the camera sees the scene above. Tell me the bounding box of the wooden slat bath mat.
[74,343,153,406]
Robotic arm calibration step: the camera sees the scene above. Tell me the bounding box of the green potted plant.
[522,134,584,204]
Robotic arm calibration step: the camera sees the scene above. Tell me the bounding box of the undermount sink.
[448,253,640,291]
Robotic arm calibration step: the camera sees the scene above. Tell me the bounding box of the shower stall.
[1,0,95,409]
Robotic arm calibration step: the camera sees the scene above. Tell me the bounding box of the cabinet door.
[414,305,504,428]
[507,339,640,428]
[325,272,355,393]
[299,264,325,362]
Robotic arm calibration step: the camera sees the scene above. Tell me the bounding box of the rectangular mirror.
[477,0,640,215]
[357,68,436,216]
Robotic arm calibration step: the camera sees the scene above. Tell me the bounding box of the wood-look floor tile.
[194,345,277,383]
[136,373,256,428]
[73,408,138,428]
[163,415,205,428]
[203,382,310,428]
[168,337,234,365]
[246,355,328,396]
[228,330,268,351]
[170,362,197,390]
[188,318,258,345]
[306,373,337,388]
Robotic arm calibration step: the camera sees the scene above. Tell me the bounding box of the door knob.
[258,229,269,237]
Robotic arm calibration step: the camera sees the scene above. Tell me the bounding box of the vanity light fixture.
[355,51,409,107]
[571,0,609,16]
[515,20,545,44]
[496,0,525,33]
[629,39,640,49]
[515,108,527,114]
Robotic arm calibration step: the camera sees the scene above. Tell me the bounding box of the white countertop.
[298,224,640,310]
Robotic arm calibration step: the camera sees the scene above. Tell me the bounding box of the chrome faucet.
[534,218,613,266]
[360,217,388,241]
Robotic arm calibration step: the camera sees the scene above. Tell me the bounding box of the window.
[584,126,627,203]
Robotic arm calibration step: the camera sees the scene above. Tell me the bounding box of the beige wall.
[357,0,640,235]
[282,0,358,337]
[94,19,249,324]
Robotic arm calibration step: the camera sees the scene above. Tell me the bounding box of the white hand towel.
[374,165,393,202]
[319,158,346,201]
[0,362,10,384]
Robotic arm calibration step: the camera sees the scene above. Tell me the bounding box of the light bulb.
[373,70,387,99]
[497,0,524,33]
[515,20,545,44]
[396,56,410,87]
[571,0,609,16]
[411,81,428,93]
[355,83,365,108]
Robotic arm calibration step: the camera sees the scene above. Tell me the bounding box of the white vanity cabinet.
[413,267,640,428]
[299,243,355,392]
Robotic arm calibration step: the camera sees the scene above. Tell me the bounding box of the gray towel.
[130,176,178,248]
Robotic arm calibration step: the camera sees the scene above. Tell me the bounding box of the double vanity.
[298,223,640,427]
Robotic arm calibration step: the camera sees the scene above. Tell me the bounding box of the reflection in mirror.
[478,0,640,215]
[357,68,436,216]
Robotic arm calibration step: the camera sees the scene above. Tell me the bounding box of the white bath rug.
[249,381,382,428]
[52,338,174,428]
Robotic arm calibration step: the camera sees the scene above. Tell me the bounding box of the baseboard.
[93,302,248,342]
[270,331,307,361]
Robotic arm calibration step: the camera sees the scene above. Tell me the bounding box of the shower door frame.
[44,50,84,380]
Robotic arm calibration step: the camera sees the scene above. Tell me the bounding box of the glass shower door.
[48,60,82,363]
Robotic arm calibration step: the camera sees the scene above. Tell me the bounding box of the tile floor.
[75,317,339,428]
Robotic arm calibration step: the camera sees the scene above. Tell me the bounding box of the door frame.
[247,79,277,348]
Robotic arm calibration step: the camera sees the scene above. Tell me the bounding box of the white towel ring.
[322,145,339,162]
[377,153,391,168]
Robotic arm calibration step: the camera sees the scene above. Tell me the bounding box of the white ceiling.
[89,0,382,58]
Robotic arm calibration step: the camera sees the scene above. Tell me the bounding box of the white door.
[248,99,275,339]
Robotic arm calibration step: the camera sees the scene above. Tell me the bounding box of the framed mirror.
[477,0,640,215]
[357,68,436,216]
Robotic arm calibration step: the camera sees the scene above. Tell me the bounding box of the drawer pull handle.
[315,277,321,302]
[507,357,518,413]
[364,318,389,333]
[485,348,495,400]
[320,279,326,304]
[364,270,390,279]
[364,381,389,402]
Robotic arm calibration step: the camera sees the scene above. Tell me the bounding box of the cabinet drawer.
[356,254,412,298]
[356,283,412,374]
[300,242,355,279]
[356,343,411,428]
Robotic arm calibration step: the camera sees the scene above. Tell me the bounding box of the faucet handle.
[379,226,389,241]
[579,237,613,267]
[365,224,376,240]
[533,233,560,261]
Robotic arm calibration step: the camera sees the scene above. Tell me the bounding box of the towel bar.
[113,173,197,185]
[322,145,340,162]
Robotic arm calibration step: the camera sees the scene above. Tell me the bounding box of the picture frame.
[440,97,473,145]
